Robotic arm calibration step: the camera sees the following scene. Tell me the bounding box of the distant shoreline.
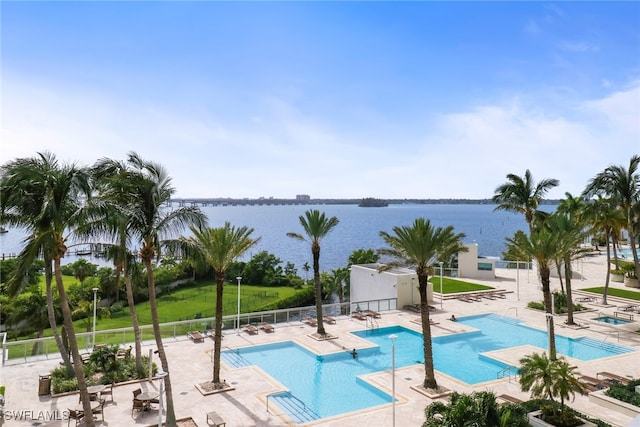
[169,197,560,206]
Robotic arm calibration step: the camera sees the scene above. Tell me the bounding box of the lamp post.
[438,262,443,310]
[157,370,168,427]
[389,334,397,427]
[92,287,99,348]
[236,276,242,335]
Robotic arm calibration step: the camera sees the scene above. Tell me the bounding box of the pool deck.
[2,253,640,426]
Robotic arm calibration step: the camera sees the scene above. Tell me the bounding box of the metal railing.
[2,299,397,365]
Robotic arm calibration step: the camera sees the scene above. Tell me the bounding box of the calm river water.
[0,203,547,272]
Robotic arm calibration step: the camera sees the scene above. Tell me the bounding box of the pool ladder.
[497,366,515,382]
[601,331,620,344]
[366,316,379,329]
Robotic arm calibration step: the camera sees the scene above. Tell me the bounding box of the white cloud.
[557,41,600,52]
[2,74,639,200]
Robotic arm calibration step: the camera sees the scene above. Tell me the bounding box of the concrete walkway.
[1,252,639,426]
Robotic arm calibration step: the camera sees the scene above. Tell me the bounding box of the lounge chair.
[323,316,337,324]
[364,310,381,318]
[303,317,318,327]
[243,324,259,334]
[580,375,609,390]
[352,312,367,321]
[188,331,205,342]
[259,322,275,332]
[597,371,630,385]
[498,394,522,404]
[206,410,227,426]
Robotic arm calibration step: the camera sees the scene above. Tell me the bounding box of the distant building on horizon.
[296,194,311,201]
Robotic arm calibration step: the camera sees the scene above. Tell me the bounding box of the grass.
[580,287,640,301]
[428,276,494,294]
[37,274,81,292]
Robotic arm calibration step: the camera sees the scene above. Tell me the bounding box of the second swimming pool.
[222,313,634,423]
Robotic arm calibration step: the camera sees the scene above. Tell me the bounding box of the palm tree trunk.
[312,247,326,336]
[53,257,94,427]
[603,235,611,305]
[145,258,176,426]
[45,263,73,374]
[564,258,575,325]
[540,264,557,360]
[124,275,143,374]
[212,272,224,384]
[419,276,437,389]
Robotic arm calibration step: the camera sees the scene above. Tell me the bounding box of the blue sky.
[2,1,639,199]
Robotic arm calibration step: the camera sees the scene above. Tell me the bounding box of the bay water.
[0,203,538,272]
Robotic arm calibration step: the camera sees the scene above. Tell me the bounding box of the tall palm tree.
[584,155,640,278]
[584,197,626,304]
[287,210,339,337]
[0,152,96,423]
[378,218,467,389]
[493,169,559,232]
[506,227,562,359]
[118,152,206,425]
[175,223,259,385]
[544,213,589,325]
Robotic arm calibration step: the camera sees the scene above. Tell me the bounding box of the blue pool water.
[222,314,634,423]
[619,247,638,259]
[594,316,631,325]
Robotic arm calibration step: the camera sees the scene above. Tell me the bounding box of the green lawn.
[37,274,81,292]
[581,287,640,301]
[428,277,494,294]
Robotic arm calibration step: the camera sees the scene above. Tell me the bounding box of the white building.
[350,263,432,308]
[457,243,498,280]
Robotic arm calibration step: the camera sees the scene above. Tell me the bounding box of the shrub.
[605,379,640,407]
[110,301,124,313]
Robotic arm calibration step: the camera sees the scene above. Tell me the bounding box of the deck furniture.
[498,394,522,404]
[575,296,595,303]
[206,410,227,426]
[132,398,146,416]
[303,317,318,327]
[259,322,275,332]
[243,324,259,334]
[188,331,205,342]
[92,398,106,422]
[323,316,337,324]
[597,371,631,385]
[580,375,609,391]
[352,312,367,321]
[67,409,84,426]
[116,346,132,359]
[364,310,381,318]
[101,382,114,402]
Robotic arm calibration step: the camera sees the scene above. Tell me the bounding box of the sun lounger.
[259,322,275,333]
[352,312,367,320]
[575,296,595,303]
[597,371,630,385]
[580,375,609,390]
[188,331,205,342]
[323,316,336,324]
[498,394,522,404]
[364,310,381,318]
[206,410,226,426]
[243,324,259,335]
[303,317,318,327]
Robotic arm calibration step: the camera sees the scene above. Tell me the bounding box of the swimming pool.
[222,314,634,423]
[619,247,638,259]
[594,316,632,325]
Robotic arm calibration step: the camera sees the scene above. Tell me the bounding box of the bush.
[110,301,124,313]
[605,379,640,407]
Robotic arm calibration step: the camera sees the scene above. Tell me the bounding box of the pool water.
[594,316,631,325]
[222,313,634,423]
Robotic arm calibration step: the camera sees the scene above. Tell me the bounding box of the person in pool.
[450,314,457,321]
[351,349,358,359]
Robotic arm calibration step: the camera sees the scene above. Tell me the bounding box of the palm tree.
[584,155,640,279]
[378,218,467,389]
[89,156,151,373]
[0,152,96,423]
[583,197,626,304]
[506,226,562,359]
[175,223,259,386]
[117,152,206,425]
[287,210,339,337]
[493,169,559,232]
[424,391,527,427]
[544,213,589,325]
[519,352,585,418]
